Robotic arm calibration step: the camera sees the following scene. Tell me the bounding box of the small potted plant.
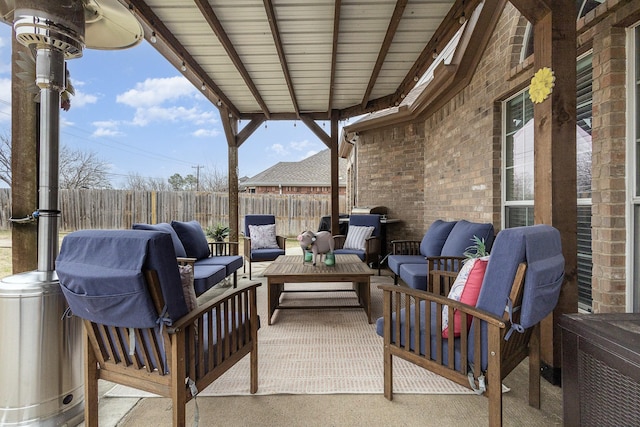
[206,224,230,242]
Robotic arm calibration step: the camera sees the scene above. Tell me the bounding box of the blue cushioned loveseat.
[133,220,243,295]
[387,219,495,290]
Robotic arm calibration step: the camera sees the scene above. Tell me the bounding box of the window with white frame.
[503,55,593,311]
[630,25,640,311]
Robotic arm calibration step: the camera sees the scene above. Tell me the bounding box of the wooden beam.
[237,117,266,148]
[327,0,341,118]
[509,0,552,24]
[263,0,299,117]
[122,0,240,118]
[300,115,331,147]
[532,0,578,380]
[361,0,408,109]
[194,0,271,119]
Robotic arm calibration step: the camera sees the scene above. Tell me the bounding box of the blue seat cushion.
[398,263,429,291]
[171,220,211,260]
[196,255,243,276]
[250,247,285,262]
[420,220,457,257]
[193,264,227,296]
[387,255,425,276]
[333,248,365,261]
[133,222,187,258]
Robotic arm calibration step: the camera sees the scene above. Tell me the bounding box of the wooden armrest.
[390,240,421,255]
[276,235,287,250]
[170,282,261,330]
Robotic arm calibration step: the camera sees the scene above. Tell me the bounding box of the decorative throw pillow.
[343,225,374,250]
[171,220,210,260]
[179,264,197,312]
[442,257,489,338]
[249,224,279,250]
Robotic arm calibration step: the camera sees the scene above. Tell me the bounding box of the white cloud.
[92,120,123,137]
[290,139,312,151]
[192,128,220,138]
[71,90,98,109]
[116,76,196,108]
[0,35,9,75]
[131,105,216,127]
[269,143,286,155]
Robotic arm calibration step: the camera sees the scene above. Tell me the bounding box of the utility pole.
[192,164,204,191]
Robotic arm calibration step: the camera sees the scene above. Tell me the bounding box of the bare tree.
[2,134,112,189]
[59,145,112,189]
[199,165,228,192]
[0,133,10,186]
[122,172,171,191]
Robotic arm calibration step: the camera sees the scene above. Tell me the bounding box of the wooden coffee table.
[262,254,374,325]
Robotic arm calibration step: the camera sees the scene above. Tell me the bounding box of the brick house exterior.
[344,1,640,315]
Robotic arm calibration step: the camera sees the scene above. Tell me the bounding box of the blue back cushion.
[440,220,495,257]
[133,222,186,258]
[349,214,381,237]
[56,229,189,328]
[171,220,210,260]
[245,215,276,236]
[420,220,457,257]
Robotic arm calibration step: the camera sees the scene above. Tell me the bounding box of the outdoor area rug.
[106,276,475,397]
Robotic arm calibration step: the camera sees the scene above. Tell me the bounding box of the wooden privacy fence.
[0,189,346,237]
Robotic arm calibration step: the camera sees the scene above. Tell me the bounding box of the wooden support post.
[221,106,240,250]
[532,1,578,382]
[11,30,38,274]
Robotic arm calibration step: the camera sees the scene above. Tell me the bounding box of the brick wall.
[351,1,640,313]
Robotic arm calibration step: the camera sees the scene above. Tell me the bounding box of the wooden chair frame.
[379,258,538,427]
[83,270,260,427]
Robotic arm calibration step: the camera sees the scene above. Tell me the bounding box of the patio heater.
[0,1,142,425]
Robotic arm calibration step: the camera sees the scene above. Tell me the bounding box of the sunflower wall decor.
[528,67,555,104]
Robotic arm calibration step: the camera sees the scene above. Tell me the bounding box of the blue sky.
[0,22,342,188]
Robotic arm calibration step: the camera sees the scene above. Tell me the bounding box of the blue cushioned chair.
[56,229,260,427]
[333,214,382,266]
[376,225,565,426]
[243,214,286,279]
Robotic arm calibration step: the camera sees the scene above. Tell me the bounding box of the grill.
[351,206,387,215]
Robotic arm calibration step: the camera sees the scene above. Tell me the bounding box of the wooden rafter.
[124,0,240,118]
[327,0,341,118]
[361,0,408,109]
[263,0,299,117]
[194,0,271,119]
[509,0,552,23]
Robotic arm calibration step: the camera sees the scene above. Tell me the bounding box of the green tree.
[168,173,186,190]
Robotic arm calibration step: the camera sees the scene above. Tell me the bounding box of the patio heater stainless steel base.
[0,271,84,426]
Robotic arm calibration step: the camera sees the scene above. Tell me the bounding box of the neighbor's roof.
[243,149,347,188]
